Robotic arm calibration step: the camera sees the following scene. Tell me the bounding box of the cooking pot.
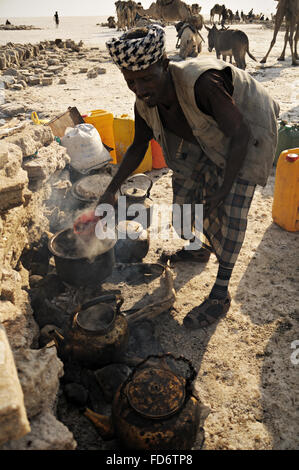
[84,353,202,450]
[114,220,150,263]
[52,294,129,369]
[120,173,153,229]
[63,172,114,212]
[48,228,116,287]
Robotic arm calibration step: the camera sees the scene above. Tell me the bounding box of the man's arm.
[100,104,153,203]
[194,70,250,211]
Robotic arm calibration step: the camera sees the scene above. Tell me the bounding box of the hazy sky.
[0,0,277,18]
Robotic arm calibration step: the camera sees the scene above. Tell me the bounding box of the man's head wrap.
[106,24,166,71]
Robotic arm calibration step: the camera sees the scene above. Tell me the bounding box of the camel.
[210,4,224,24]
[115,0,143,30]
[191,4,202,15]
[260,0,299,65]
[115,1,127,30]
[143,0,193,23]
[227,9,234,24]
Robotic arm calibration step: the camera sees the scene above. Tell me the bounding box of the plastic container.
[113,114,152,174]
[272,148,299,232]
[274,122,299,166]
[151,139,167,169]
[83,109,117,164]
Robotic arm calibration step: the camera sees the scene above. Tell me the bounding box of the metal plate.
[126,367,185,419]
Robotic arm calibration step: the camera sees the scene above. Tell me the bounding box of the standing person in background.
[54,11,59,27]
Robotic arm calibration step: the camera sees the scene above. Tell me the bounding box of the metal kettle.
[52,294,129,369]
[84,353,204,450]
[119,173,153,229]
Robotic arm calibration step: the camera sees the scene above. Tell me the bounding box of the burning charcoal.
[94,364,132,404]
[64,383,89,406]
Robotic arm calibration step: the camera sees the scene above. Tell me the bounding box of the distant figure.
[54,11,59,27]
[6,20,11,25]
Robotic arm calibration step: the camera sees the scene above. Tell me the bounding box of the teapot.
[84,353,205,450]
[114,220,150,263]
[119,173,153,229]
[52,294,129,369]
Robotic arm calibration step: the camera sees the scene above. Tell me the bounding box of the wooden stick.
[126,263,176,326]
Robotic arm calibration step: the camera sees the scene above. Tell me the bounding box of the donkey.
[205,24,257,69]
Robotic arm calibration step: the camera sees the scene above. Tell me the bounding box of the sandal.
[159,247,211,264]
[183,294,231,329]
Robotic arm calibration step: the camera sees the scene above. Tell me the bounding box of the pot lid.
[72,173,112,201]
[75,303,115,334]
[123,187,147,200]
[126,367,186,419]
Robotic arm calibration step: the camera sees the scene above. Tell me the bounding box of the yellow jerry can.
[83,109,117,164]
[272,148,299,232]
[113,114,152,174]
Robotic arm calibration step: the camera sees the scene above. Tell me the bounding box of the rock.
[0,75,16,88]
[13,345,63,418]
[0,142,9,169]
[5,122,54,158]
[0,411,77,450]
[41,78,53,86]
[3,67,19,77]
[0,55,7,70]
[47,59,60,66]
[97,67,106,75]
[58,78,66,84]
[0,167,28,211]
[0,103,25,118]
[0,299,39,351]
[48,65,64,73]
[18,80,27,88]
[27,76,40,86]
[0,324,30,446]
[11,84,23,91]
[87,69,98,79]
[79,67,88,73]
[22,141,70,182]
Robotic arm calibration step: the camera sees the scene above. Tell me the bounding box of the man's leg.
[183,178,256,329]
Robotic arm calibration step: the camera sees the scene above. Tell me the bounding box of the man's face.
[122,60,168,107]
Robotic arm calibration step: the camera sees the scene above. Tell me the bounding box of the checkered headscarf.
[106,25,166,71]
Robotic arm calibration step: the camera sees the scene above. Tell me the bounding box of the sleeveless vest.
[136,57,280,186]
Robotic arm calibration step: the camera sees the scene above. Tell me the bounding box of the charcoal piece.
[64,383,89,406]
[31,296,66,329]
[61,361,84,385]
[95,364,131,403]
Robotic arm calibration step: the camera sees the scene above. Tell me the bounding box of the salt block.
[0,324,30,445]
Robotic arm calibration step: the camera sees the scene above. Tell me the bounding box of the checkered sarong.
[162,131,256,269]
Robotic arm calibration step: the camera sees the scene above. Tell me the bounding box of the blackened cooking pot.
[48,228,116,287]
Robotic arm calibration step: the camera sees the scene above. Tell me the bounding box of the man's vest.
[136,57,280,186]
